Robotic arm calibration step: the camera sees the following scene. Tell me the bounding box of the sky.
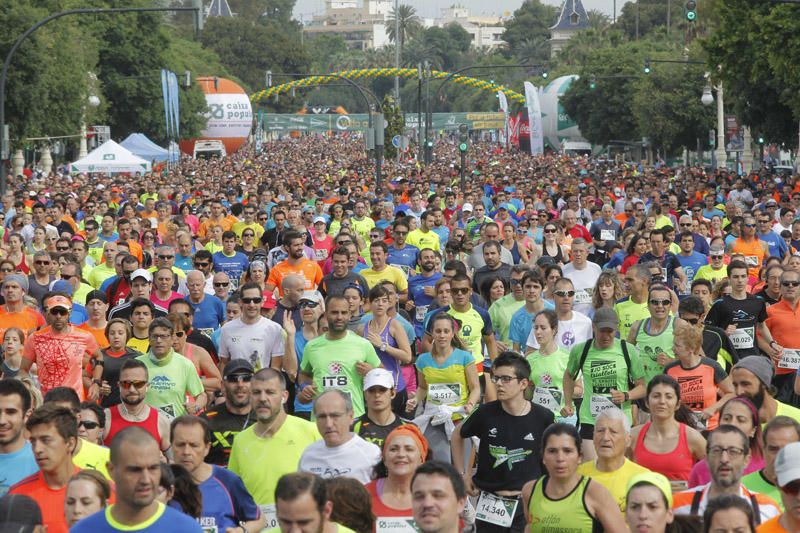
[294,0,626,25]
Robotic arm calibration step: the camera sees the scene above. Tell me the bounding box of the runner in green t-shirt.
[137,318,206,419]
[526,310,574,421]
[299,296,382,418]
[742,415,800,511]
[563,308,645,456]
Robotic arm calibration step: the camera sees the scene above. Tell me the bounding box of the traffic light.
[542,70,549,79]
[685,0,697,21]
[458,124,469,152]
[758,133,765,144]
[643,59,651,74]
[589,75,597,90]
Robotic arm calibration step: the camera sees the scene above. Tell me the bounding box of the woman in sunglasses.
[98,318,141,408]
[78,401,105,445]
[167,312,222,397]
[537,221,568,266]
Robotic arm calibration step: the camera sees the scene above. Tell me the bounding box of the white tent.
[70,139,152,174]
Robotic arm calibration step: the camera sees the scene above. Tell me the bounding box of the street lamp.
[701,76,727,169]
[79,92,101,159]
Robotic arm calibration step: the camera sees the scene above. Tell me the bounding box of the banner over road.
[261,113,505,133]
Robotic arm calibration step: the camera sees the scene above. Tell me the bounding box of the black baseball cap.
[223,359,254,378]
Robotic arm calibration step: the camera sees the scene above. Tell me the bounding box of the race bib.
[428,383,461,405]
[533,387,562,414]
[600,229,616,241]
[574,288,592,305]
[590,395,618,418]
[259,504,278,530]
[692,411,708,430]
[415,304,429,323]
[475,492,518,528]
[391,264,413,278]
[730,327,755,349]
[376,518,418,533]
[315,248,328,261]
[660,268,668,282]
[778,349,800,370]
[745,255,759,267]
[158,404,176,421]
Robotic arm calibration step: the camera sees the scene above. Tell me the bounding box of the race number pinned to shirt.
[745,256,759,268]
[260,504,278,530]
[590,395,618,418]
[533,387,562,414]
[475,492,518,528]
[415,305,429,323]
[428,383,461,405]
[778,349,800,370]
[730,327,755,350]
[574,288,592,305]
[376,518,418,533]
[600,229,616,241]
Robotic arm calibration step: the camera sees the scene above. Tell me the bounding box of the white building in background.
[304,0,393,50]
[435,5,505,49]
[303,1,505,51]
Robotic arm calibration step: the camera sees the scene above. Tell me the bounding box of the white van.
[193,140,226,160]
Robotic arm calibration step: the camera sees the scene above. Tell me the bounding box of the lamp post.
[78,94,101,159]
[701,79,727,170]
[0,3,203,195]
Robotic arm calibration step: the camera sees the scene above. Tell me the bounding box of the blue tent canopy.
[119,133,177,163]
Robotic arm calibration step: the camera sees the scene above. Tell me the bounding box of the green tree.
[617,0,688,40]
[387,4,422,50]
[382,94,403,159]
[200,16,308,92]
[501,0,558,63]
[703,0,797,146]
[0,1,98,144]
[586,9,611,30]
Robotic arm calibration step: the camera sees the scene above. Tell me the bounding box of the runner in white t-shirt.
[526,277,593,352]
[561,239,601,316]
[219,283,286,372]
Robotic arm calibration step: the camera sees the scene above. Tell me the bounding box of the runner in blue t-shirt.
[407,248,443,339]
[213,231,251,292]
[676,232,710,299]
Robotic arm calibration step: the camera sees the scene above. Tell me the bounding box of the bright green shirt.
[614,296,650,340]
[300,331,382,418]
[567,339,645,425]
[136,350,204,419]
[488,293,525,343]
[527,347,571,416]
[229,416,320,505]
[87,262,116,289]
[742,470,781,511]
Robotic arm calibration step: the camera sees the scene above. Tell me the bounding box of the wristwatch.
[381,342,388,351]
[92,379,102,386]
[623,392,629,402]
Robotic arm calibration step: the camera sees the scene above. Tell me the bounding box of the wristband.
[623,392,629,402]
[770,340,778,347]
[92,379,102,386]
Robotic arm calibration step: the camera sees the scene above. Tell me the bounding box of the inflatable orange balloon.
[179,77,253,156]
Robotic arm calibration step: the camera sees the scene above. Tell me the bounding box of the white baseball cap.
[130,268,153,282]
[462,202,473,212]
[776,441,800,488]
[363,368,395,391]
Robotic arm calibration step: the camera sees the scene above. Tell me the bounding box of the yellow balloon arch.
[250,68,526,105]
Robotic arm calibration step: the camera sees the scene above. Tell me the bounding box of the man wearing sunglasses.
[219,283,286,374]
[202,359,256,466]
[102,359,171,452]
[21,293,103,402]
[727,215,769,280]
[764,270,800,402]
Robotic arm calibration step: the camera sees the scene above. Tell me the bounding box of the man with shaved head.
[71,426,202,532]
[185,270,226,335]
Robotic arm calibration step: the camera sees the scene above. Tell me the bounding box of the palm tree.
[387,4,422,51]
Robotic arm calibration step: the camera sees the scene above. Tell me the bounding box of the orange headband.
[384,424,429,462]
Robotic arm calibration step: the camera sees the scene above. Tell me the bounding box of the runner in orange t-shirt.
[20,295,103,400]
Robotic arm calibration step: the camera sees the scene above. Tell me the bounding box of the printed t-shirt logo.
[489,444,531,470]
